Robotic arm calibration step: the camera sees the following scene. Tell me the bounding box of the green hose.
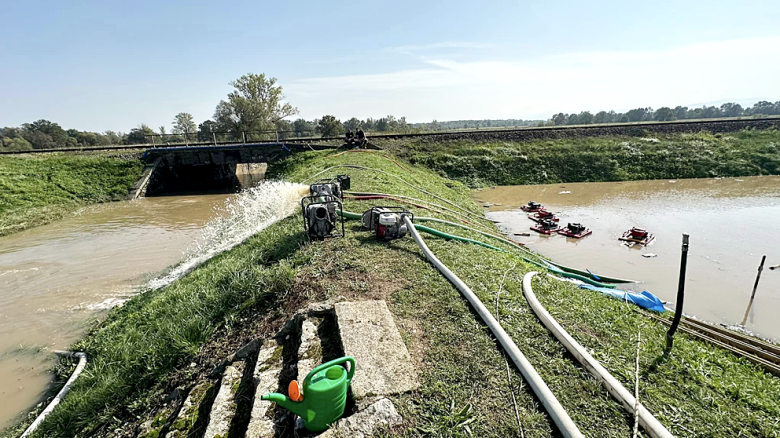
[337,210,615,288]
[413,224,505,252]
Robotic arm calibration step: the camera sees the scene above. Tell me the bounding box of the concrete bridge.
[130,142,338,198]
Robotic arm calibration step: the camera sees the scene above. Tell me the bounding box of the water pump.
[309,175,351,199]
[360,206,413,240]
[301,194,344,240]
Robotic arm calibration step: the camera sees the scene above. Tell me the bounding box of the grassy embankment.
[0,153,144,236]
[380,129,780,186]
[4,149,779,438]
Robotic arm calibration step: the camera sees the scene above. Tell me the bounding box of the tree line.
[3,72,780,152]
[548,101,780,126]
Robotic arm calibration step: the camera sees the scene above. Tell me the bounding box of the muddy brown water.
[474,176,780,342]
[0,194,232,430]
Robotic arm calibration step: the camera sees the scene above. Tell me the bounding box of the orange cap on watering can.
[288,380,303,402]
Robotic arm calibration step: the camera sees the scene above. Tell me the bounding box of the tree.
[626,107,651,122]
[674,106,689,120]
[104,130,123,145]
[172,112,197,142]
[702,106,721,118]
[565,113,579,125]
[577,111,593,125]
[213,73,298,135]
[198,120,219,142]
[125,124,155,144]
[1,136,33,152]
[343,117,361,132]
[316,115,344,137]
[654,107,675,121]
[159,126,167,136]
[292,118,314,137]
[593,111,609,124]
[551,113,567,125]
[720,103,743,118]
[748,101,776,116]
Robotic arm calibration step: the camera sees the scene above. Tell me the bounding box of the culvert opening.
[144,163,267,196]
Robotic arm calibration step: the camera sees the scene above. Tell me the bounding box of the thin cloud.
[288,37,780,121]
[385,41,491,55]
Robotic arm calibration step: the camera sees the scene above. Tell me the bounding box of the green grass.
[378,128,780,186]
[5,148,779,438]
[0,153,144,236]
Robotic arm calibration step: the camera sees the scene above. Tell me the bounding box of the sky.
[2,0,780,133]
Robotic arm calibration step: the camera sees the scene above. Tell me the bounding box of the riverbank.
[379,128,780,187]
[0,153,144,236]
[3,149,779,438]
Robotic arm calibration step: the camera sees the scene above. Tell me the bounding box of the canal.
[475,176,780,342]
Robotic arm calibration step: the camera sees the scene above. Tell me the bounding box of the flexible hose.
[337,210,616,288]
[403,216,585,438]
[413,224,505,252]
[345,195,472,224]
[305,164,484,220]
[346,190,485,223]
[521,272,674,438]
[21,351,88,438]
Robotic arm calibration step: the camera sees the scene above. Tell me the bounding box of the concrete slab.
[246,339,284,438]
[334,300,419,398]
[203,362,244,438]
[164,381,212,438]
[296,317,323,380]
[319,398,402,438]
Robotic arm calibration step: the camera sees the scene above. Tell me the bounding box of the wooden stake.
[632,332,641,438]
[741,255,766,326]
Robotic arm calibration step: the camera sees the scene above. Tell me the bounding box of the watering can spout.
[261,393,309,419]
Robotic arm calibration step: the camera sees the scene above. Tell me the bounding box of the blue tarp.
[579,284,667,313]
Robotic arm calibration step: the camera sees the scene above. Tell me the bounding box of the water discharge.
[475,176,780,341]
[148,181,309,289]
[0,180,307,430]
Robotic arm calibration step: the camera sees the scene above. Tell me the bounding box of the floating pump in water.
[361,206,413,240]
[301,194,344,240]
[309,175,351,199]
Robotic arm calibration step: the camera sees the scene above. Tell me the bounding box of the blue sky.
[2,0,780,132]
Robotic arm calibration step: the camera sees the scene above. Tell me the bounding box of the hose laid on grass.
[345,191,637,284]
[305,164,485,220]
[521,272,674,438]
[338,210,616,288]
[403,216,585,438]
[344,195,472,224]
[21,351,88,438]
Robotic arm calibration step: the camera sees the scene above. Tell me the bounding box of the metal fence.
[144,129,318,147]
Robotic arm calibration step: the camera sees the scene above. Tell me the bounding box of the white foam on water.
[147,180,309,290]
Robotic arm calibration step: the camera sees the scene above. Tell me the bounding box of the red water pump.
[360,207,413,240]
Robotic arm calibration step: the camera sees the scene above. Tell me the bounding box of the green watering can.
[261,356,355,432]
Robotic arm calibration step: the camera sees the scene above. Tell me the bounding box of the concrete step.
[245,339,284,438]
[163,381,215,438]
[203,362,245,438]
[296,317,323,381]
[153,300,411,438]
[334,300,419,399]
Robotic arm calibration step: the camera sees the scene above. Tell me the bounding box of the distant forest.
[548,101,780,126]
[3,96,779,152]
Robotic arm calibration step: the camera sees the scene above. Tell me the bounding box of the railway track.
[3,116,780,154]
[639,309,780,376]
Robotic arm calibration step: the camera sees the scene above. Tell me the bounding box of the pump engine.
[301,194,344,240]
[360,206,412,240]
[309,175,351,199]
